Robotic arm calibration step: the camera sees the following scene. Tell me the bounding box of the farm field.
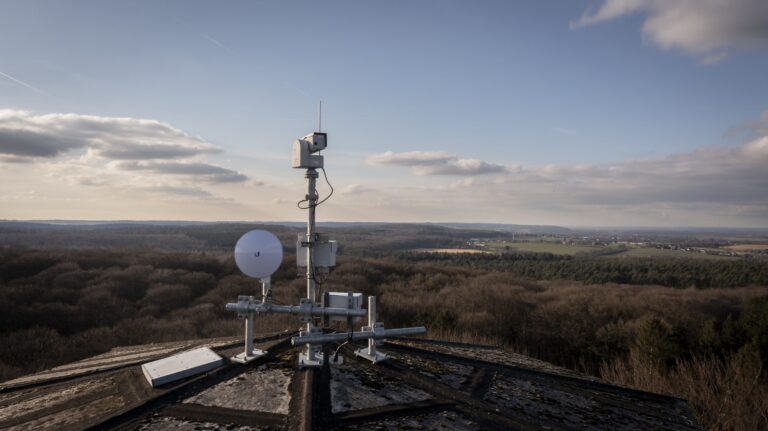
[725,243,768,252]
[609,247,737,260]
[412,248,492,254]
[488,241,605,255]
[484,241,742,260]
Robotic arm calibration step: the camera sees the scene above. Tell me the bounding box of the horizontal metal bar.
[290,326,427,346]
[225,301,367,318]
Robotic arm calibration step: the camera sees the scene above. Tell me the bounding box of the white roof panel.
[141,347,223,387]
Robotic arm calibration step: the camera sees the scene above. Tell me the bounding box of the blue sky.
[1,0,767,226]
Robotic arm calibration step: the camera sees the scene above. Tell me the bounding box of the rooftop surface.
[0,333,701,430]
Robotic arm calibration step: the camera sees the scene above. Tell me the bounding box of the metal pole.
[306,168,317,302]
[230,294,267,364]
[245,310,254,355]
[261,277,271,302]
[225,302,367,318]
[292,326,427,345]
[305,168,320,363]
[368,296,376,327]
[367,296,376,355]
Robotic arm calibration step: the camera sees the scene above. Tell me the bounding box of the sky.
[1,0,767,227]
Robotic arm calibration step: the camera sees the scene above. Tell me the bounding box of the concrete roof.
[0,333,701,430]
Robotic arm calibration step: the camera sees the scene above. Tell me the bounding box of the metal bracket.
[231,295,266,364]
[297,326,324,368]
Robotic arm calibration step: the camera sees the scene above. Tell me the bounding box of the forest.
[400,251,768,288]
[0,223,767,430]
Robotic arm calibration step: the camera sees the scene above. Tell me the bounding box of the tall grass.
[601,349,767,430]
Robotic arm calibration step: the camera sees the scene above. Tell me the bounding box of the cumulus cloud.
[115,161,248,183]
[449,178,475,189]
[0,128,86,157]
[572,0,768,60]
[97,144,217,160]
[145,186,213,198]
[499,135,768,209]
[366,150,506,176]
[339,184,371,194]
[366,151,455,166]
[365,113,768,226]
[0,110,250,198]
[0,110,219,161]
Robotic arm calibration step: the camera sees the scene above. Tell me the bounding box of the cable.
[333,318,354,362]
[296,167,332,209]
[296,194,316,210]
[295,166,334,301]
[316,167,334,206]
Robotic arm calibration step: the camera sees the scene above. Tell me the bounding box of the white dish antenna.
[234,230,284,279]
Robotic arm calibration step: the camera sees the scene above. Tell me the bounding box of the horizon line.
[2,219,767,231]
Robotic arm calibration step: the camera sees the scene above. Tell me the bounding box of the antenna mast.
[226,117,426,368]
[301,158,322,366]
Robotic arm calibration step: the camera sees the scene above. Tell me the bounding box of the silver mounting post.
[298,168,324,368]
[231,277,271,364]
[261,276,272,301]
[355,296,388,363]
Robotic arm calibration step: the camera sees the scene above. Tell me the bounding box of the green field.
[413,248,493,254]
[486,241,740,260]
[488,241,605,256]
[609,247,738,260]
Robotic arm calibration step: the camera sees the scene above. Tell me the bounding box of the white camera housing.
[292,132,327,169]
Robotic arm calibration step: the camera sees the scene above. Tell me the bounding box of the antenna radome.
[234,229,283,279]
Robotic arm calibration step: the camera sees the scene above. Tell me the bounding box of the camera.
[292,132,327,169]
[304,132,327,153]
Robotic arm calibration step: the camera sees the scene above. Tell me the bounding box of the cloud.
[572,0,768,60]
[0,110,219,160]
[499,136,768,209]
[571,0,649,28]
[115,161,248,183]
[0,110,252,201]
[339,184,371,194]
[366,151,455,166]
[449,178,475,189]
[145,186,213,198]
[698,52,728,65]
[0,156,35,164]
[366,150,506,176]
[724,110,768,141]
[366,113,768,226]
[747,111,768,137]
[96,144,218,160]
[0,128,87,158]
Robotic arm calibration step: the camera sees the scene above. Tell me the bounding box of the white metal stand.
[230,278,272,364]
[355,296,388,363]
